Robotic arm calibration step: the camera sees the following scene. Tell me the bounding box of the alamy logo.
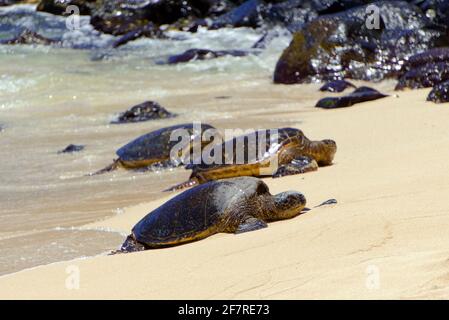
[168,122,280,170]
[365,5,380,30]
[65,5,80,31]
[365,265,380,290]
[65,265,80,290]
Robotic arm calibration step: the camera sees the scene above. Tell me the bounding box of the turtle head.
[315,139,337,166]
[273,191,306,218]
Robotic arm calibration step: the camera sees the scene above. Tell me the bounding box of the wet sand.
[2,87,449,299]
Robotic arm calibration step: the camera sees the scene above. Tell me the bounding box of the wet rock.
[262,0,317,28]
[0,29,57,45]
[273,1,447,84]
[405,47,449,68]
[319,80,355,92]
[395,61,449,90]
[166,48,247,64]
[0,0,39,5]
[90,0,212,35]
[36,0,96,15]
[111,23,165,48]
[415,0,449,28]
[111,101,176,124]
[58,144,85,154]
[315,86,387,109]
[427,80,449,103]
[210,0,264,29]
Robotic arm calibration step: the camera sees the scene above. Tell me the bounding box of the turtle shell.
[132,177,269,247]
[187,127,304,171]
[117,123,216,168]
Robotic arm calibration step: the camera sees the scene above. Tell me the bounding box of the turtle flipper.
[88,159,120,176]
[110,234,147,254]
[272,156,318,178]
[235,217,267,234]
[164,177,200,192]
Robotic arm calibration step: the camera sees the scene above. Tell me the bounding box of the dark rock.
[405,47,449,68]
[319,80,356,92]
[111,23,165,48]
[210,0,264,29]
[36,0,96,15]
[427,80,449,103]
[395,61,449,90]
[90,0,213,35]
[0,0,40,5]
[315,86,387,109]
[415,0,449,28]
[262,0,317,28]
[58,144,85,154]
[111,101,176,124]
[273,1,447,84]
[0,29,57,45]
[166,48,247,64]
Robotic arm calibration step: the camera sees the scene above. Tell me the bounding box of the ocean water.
[0,5,309,276]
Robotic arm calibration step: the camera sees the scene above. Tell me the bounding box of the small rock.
[319,80,356,93]
[427,81,449,103]
[111,101,176,124]
[315,87,387,109]
[0,29,57,46]
[58,144,85,154]
[167,48,247,64]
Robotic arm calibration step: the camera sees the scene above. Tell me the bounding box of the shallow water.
[0,5,311,276]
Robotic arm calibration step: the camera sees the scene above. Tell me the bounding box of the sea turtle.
[91,123,219,175]
[117,177,308,252]
[167,127,337,190]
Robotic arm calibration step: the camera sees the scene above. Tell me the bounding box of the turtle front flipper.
[272,156,318,178]
[111,234,147,254]
[88,159,121,176]
[234,217,268,234]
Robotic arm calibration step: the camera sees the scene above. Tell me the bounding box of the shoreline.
[2,87,449,299]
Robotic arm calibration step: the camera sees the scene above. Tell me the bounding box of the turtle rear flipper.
[88,159,120,176]
[234,217,267,234]
[272,156,318,178]
[163,177,200,192]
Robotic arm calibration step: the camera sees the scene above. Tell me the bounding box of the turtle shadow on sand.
[112,177,337,254]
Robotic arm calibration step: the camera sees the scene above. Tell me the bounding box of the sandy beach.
[1,87,449,299]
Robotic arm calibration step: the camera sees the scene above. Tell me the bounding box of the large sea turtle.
[167,128,337,190]
[91,123,219,175]
[118,177,308,252]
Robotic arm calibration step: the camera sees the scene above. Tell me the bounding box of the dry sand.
[1,88,449,299]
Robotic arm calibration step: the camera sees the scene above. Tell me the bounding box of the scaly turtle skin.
[118,177,307,252]
[167,127,336,190]
[91,123,218,175]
